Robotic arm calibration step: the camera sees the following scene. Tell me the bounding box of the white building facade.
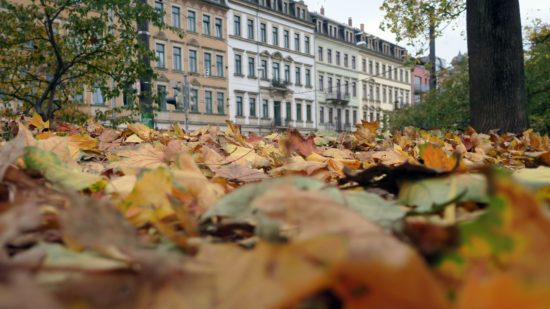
[227,0,316,133]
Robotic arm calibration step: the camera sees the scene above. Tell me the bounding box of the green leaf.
[24,146,105,191]
[398,173,489,213]
[201,176,406,232]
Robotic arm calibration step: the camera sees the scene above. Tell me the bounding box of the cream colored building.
[311,8,411,130]
[86,0,230,130]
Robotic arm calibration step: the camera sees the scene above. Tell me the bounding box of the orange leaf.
[420,143,458,172]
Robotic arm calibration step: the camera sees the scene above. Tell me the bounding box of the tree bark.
[467,0,529,133]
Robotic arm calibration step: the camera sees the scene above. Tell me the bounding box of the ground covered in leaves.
[1,115,550,308]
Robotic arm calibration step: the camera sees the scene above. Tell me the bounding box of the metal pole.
[183,75,190,131]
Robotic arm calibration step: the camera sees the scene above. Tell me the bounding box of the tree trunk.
[467,0,529,133]
[429,19,437,91]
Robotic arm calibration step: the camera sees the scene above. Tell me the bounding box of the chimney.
[360,23,365,32]
[348,17,352,27]
[320,6,324,16]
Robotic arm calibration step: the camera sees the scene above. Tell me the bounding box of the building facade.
[413,65,430,104]
[226,0,316,133]
[312,9,412,130]
[87,0,230,130]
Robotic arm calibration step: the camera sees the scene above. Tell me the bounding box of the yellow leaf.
[28,112,49,130]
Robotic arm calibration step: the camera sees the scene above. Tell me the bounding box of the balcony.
[414,83,430,94]
[325,91,350,105]
[269,79,291,91]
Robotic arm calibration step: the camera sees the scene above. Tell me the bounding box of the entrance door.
[274,101,281,126]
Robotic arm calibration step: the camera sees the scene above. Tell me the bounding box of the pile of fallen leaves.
[1,114,550,308]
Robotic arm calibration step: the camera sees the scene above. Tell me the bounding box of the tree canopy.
[0,0,174,121]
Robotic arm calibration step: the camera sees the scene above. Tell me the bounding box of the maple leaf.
[285,128,317,157]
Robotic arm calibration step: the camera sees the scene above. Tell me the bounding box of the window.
[248,57,255,77]
[362,59,366,72]
[389,88,393,103]
[272,62,280,80]
[286,102,292,121]
[272,27,279,45]
[305,69,311,87]
[203,15,211,35]
[329,108,333,124]
[344,81,349,95]
[318,46,323,61]
[405,71,409,83]
[369,60,373,74]
[205,90,213,113]
[249,98,256,117]
[173,46,182,70]
[376,85,380,101]
[235,55,242,75]
[204,53,211,76]
[216,55,224,77]
[189,50,197,72]
[345,110,350,125]
[260,60,267,79]
[236,96,243,116]
[262,99,268,118]
[319,75,324,91]
[336,51,340,65]
[400,69,403,81]
[157,85,167,110]
[327,49,332,64]
[306,104,312,122]
[294,33,300,52]
[247,19,254,39]
[215,18,223,38]
[320,106,324,124]
[353,110,357,124]
[190,89,198,112]
[362,83,367,97]
[92,86,104,105]
[217,92,224,114]
[155,43,165,68]
[382,64,386,77]
[296,103,302,121]
[305,36,310,54]
[375,62,380,75]
[284,64,290,82]
[388,66,392,79]
[260,23,267,42]
[352,56,356,70]
[328,77,333,93]
[383,87,387,103]
[188,11,196,32]
[344,54,348,67]
[234,16,241,36]
[295,67,301,85]
[172,6,180,28]
[352,82,356,97]
[155,0,163,14]
[284,30,290,48]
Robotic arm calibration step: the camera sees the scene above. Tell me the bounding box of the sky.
[303,0,550,66]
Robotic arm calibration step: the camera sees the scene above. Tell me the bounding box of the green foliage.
[390,60,470,130]
[0,0,178,122]
[525,21,550,134]
[380,0,465,53]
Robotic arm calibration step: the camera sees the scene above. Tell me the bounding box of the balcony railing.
[325,91,350,104]
[270,79,290,90]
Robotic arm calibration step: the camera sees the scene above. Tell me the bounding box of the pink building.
[412,65,430,105]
